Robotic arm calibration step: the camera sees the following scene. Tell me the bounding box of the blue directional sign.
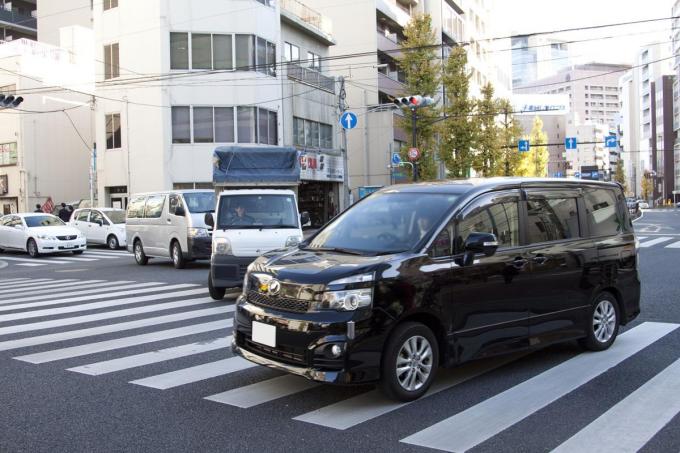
[565,137,577,150]
[574,171,581,178]
[340,111,358,130]
[605,135,617,148]
[518,140,530,152]
[391,152,401,165]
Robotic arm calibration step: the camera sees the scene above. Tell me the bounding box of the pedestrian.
[57,203,71,222]
[34,204,42,213]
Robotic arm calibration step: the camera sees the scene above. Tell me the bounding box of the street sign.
[605,135,617,148]
[565,137,577,150]
[574,171,581,178]
[554,172,563,178]
[518,140,530,152]
[391,152,401,165]
[339,111,358,130]
[407,147,420,161]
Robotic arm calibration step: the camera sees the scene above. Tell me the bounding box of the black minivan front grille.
[246,291,310,313]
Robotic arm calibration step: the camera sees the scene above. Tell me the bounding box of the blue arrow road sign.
[574,171,581,178]
[340,111,358,130]
[565,137,577,150]
[605,135,617,148]
[518,140,530,152]
[391,152,401,165]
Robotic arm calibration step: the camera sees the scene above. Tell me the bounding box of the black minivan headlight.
[315,288,373,311]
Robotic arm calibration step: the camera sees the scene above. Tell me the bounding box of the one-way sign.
[339,111,358,130]
[565,137,577,150]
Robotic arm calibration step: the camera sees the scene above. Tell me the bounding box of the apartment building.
[653,75,675,203]
[672,0,680,200]
[0,37,93,214]
[565,117,609,179]
[0,0,36,41]
[515,63,630,130]
[511,36,570,89]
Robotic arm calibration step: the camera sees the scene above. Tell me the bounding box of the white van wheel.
[171,241,186,269]
[134,240,148,265]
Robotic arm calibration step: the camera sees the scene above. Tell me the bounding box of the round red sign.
[408,147,420,161]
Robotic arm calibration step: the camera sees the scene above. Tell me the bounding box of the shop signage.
[300,151,344,182]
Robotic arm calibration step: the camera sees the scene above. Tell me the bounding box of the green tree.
[613,159,628,195]
[440,46,476,178]
[396,14,440,180]
[641,172,653,200]
[495,98,523,176]
[473,82,501,176]
[517,116,548,177]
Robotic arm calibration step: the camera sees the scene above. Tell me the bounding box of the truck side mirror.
[300,211,310,227]
[174,206,186,217]
[204,212,215,228]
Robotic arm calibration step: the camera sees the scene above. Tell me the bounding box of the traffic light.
[393,95,435,109]
[0,95,23,108]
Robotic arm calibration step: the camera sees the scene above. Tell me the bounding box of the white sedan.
[70,208,126,249]
[0,213,86,257]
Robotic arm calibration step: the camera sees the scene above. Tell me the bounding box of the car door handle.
[512,257,528,269]
[532,255,548,265]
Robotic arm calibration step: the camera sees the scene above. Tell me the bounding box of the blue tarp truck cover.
[212,146,300,185]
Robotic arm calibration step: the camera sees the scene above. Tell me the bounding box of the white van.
[206,189,307,299]
[126,190,215,268]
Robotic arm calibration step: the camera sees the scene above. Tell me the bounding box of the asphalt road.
[0,210,679,452]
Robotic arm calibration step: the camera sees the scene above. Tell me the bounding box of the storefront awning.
[213,146,301,185]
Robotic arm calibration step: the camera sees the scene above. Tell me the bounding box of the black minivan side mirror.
[464,232,498,256]
[204,212,215,228]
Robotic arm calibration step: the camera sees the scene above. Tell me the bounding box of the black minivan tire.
[379,322,439,402]
[208,273,226,300]
[579,292,620,351]
[134,240,148,266]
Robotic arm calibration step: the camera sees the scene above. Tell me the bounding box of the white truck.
[206,146,309,299]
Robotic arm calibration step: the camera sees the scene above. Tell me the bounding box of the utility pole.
[503,106,510,176]
[338,77,350,209]
[411,109,419,182]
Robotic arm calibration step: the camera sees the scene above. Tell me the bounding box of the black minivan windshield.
[306,191,459,254]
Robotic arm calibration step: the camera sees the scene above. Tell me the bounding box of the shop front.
[298,149,345,228]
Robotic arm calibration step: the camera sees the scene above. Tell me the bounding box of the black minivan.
[231,178,640,401]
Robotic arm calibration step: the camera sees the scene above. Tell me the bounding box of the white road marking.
[0,280,105,296]
[553,358,680,453]
[665,241,680,249]
[0,256,73,264]
[14,263,46,267]
[0,278,57,289]
[130,355,254,390]
[638,237,674,248]
[0,303,228,350]
[14,320,231,364]
[44,257,99,262]
[0,278,32,284]
[68,337,232,375]
[0,287,207,322]
[206,375,319,408]
[400,323,679,452]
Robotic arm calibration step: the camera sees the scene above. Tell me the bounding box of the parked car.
[126,190,215,269]
[205,189,308,300]
[231,178,640,402]
[70,208,127,249]
[0,213,86,257]
[638,200,650,209]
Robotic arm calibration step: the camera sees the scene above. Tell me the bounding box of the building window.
[172,106,191,144]
[215,107,234,143]
[104,43,120,79]
[307,51,321,71]
[0,142,17,166]
[170,33,274,74]
[284,42,299,62]
[103,0,118,11]
[293,117,333,149]
[105,114,122,149]
[237,106,256,143]
[193,107,214,143]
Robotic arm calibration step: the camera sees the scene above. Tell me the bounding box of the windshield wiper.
[260,224,299,229]
[301,246,365,256]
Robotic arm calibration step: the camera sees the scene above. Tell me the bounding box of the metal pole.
[412,108,418,182]
[504,107,510,176]
[338,77,350,209]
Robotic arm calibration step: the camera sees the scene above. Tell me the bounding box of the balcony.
[287,62,335,93]
[0,8,36,32]
[377,30,402,59]
[280,0,334,45]
[375,0,411,28]
[378,71,405,98]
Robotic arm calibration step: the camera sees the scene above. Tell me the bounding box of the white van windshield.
[217,195,298,230]
[183,192,216,213]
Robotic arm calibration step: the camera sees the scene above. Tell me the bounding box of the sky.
[494,0,673,66]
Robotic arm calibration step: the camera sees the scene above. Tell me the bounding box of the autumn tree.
[517,116,549,177]
[613,159,628,195]
[396,14,440,180]
[471,82,501,176]
[440,46,476,178]
[495,99,523,176]
[641,172,653,200]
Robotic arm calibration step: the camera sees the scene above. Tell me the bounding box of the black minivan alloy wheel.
[380,322,439,402]
[134,240,148,265]
[579,292,620,351]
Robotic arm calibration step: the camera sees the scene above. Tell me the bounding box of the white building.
[565,116,609,178]
[619,70,640,195]
[42,0,345,226]
[0,36,93,214]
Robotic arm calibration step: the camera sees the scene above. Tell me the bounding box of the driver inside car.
[230,203,255,225]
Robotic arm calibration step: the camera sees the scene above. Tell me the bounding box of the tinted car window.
[458,200,519,250]
[584,188,621,236]
[25,216,64,227]
[127,197,146,219]
[526,198,579,243]
[430,222,454,258]
[90,211,105,225]
[144,195,165,219]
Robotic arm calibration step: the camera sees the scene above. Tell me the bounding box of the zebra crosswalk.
[0,277,678,451]
[0,248,131,267]
[637,236,680,249]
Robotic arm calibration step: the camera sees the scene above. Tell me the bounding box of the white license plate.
[67,242,74,248]
[252,321,276,347]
